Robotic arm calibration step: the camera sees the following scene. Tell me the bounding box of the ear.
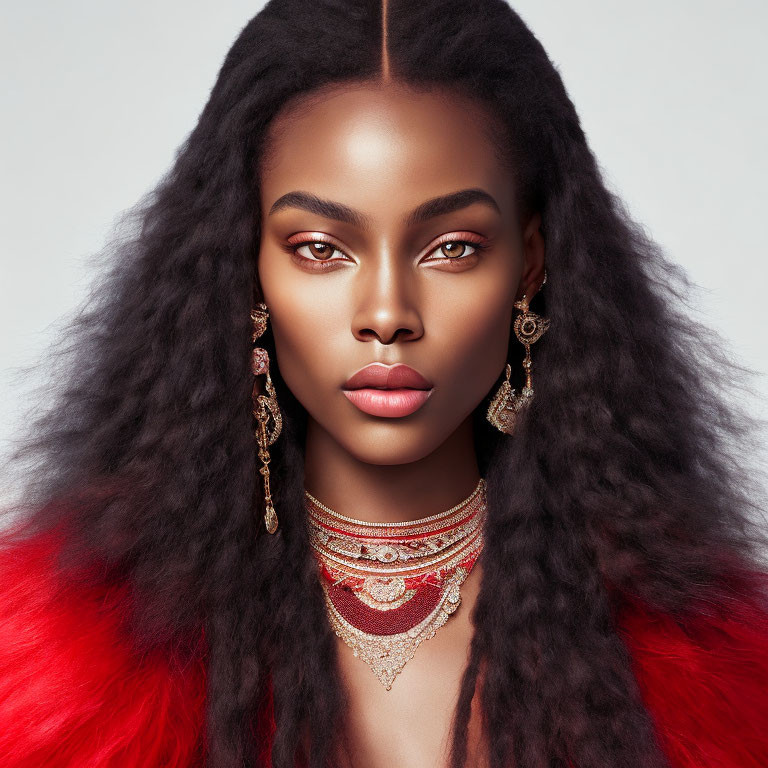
[515,211,546,302]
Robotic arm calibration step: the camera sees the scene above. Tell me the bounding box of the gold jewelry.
[251,302,282,534]
[306,479,487,690]
[487,270,550,435]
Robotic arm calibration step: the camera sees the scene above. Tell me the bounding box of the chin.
[338,428,442,466]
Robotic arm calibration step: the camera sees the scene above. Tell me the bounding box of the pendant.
[306,478,487,689]
[321,564,472,690]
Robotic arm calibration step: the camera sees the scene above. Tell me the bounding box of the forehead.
[259,82,514,219]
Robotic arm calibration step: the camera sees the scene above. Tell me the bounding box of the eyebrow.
[267,187,501,230]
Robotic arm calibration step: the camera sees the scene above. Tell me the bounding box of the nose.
[351,251,424,345]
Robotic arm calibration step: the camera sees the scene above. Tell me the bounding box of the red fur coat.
[1,529,767,767]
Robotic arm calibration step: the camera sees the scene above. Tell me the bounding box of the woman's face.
[257,81,544,466]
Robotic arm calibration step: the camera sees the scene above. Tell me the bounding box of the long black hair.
[2,1,767,766]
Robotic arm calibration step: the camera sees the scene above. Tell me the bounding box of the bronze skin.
[257,80,545,766]
[258,80,546,526]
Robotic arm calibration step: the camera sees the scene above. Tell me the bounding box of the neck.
[303,413,481,524]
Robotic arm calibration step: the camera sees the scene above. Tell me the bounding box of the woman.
[1,1,767,766]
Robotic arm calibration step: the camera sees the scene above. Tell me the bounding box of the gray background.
[1,1,766,508]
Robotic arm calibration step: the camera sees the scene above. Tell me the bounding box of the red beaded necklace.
[306,478,487,689]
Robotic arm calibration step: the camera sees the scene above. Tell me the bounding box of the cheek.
[459,314,512,378]
[428,282,514,407]
[265,304,341,402]
[257,250,347,402]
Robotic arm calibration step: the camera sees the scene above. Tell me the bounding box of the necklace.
[305,478,487,690]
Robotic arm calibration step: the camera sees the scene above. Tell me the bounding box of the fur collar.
[1,530,766,767]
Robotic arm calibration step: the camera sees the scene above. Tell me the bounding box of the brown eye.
[285,235,350,271]
[292,240,347,264]
[307,242,335,260]
[439,242,475,259]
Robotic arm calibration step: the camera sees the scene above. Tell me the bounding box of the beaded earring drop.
[251,302,283,534]
[486,271,550,434]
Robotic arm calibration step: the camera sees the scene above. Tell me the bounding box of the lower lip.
[342,387,434,417]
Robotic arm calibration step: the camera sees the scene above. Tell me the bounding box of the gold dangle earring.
[487,270,550,435]
[251,302,283,534]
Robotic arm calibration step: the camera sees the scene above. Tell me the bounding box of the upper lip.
[343,363,433,390]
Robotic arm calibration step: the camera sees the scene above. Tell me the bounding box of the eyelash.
[284,234,490,271]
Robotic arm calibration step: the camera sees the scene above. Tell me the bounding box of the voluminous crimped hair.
[2,1,768,766]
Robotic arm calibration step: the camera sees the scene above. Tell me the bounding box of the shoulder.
[0,526,206,768]
[616,572,768,768]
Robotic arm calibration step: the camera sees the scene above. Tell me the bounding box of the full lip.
[341,363,434,418]
[342,363,433,390]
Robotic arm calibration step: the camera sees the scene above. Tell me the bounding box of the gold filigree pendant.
[322,567,469,690]
[306,478,487,689]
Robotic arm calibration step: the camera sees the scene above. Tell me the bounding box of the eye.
[426,240,482,261]
[287,237,350,270]
[423,236,490,264]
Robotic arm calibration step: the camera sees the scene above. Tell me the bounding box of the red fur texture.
[617,579,768,767]
[0,529,208,767]
[1,529,766,767]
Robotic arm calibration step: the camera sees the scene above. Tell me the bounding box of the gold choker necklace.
[305,478,487,689]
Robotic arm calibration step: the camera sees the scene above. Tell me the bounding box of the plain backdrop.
[1,1,767,509]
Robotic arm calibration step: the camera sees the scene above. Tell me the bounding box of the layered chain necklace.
[306,478,487,690]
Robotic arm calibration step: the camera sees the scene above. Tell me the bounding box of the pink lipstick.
[342,363,434,418]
